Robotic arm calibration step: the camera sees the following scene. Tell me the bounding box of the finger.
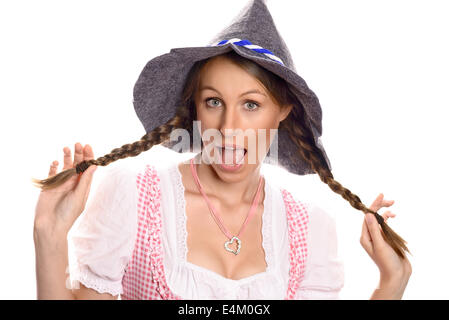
[83,144,94,161]
[369,193,384,212]
[361,215,373,242]
[381,198,395,208]
[370,193,395,213]
[48,160,58,177]
[360,216,374,256]
[82,165,96,204]
[364,213,384,246]
[381,210,396,223]
[73,142,84,167]
[74,164,98,202]
[63,147,72,170]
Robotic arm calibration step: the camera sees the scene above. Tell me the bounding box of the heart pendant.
[224,236,242,255]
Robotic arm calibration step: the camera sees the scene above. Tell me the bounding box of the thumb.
[74,165,97,201]
[364,213,383,246]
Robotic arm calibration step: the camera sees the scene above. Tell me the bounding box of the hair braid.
[31,109,187,191]
[282,105,411,259]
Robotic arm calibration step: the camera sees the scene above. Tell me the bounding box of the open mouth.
[215,146,247,165]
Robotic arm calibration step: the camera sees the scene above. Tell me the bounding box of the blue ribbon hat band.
[208,38,285,66]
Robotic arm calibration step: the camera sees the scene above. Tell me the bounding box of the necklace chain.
[189,158,264,255]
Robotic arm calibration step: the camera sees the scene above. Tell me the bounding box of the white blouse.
[68,157,345,300]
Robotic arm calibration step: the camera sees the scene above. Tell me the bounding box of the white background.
[1,0,448,299]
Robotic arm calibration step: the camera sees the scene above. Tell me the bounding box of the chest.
[184,190,268,280]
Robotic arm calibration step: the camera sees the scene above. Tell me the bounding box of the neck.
[193,154,264,207]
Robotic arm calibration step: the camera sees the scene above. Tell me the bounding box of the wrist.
[34,226,68,254]
[371,274,410,300]
[380,270,410,289]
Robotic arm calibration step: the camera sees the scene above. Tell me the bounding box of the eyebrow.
[199,85,267,98]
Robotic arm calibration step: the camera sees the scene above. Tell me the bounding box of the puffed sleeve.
[295,201,345,300]
[67,161,139,297]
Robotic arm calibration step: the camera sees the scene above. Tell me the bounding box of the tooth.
[235,149,244,162]
[221,148,245,164]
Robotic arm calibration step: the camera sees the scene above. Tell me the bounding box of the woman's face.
[194,55,292,179]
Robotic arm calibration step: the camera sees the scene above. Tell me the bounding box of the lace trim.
[120,164,182,300]
[281,188,310,300]
[145,164,182,300]
[171,162,188,262]
[261,176,274,272]
[70,263,122,297]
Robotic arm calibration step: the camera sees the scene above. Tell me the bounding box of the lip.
[216,148,246,171]
[219,161,244,171]
[214,143,246,151]
[214,145,248,157]
[214,144,247,167]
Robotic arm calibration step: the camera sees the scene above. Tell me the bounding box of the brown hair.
[31,50,410,259]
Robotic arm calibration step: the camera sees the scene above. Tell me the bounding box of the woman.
[32,0,411,299]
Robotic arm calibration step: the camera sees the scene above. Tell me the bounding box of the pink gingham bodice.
[69,158,344,299]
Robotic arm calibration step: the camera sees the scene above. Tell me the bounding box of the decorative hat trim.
[209,38,285,66]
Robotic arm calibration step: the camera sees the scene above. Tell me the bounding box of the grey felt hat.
[133,0,332,175]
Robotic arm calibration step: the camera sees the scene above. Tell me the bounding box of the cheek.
[253,128,276,153]
[256,105,281,125]
[250,112,280,134]
[196,108,219,130]
[253,111,281,150]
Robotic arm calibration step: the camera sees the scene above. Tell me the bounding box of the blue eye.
[204,97,260,111]
[205,97,222,108]
[245,101,259,111]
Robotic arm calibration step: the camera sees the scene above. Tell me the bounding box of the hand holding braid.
[33,143,98,236]
[361,193,412,286]
[282,105,410,260]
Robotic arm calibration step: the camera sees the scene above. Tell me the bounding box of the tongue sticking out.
[219,147,245,165]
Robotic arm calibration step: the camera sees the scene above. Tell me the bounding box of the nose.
[219,106,241,138]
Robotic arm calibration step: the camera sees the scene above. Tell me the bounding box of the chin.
[212,160,262,184]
